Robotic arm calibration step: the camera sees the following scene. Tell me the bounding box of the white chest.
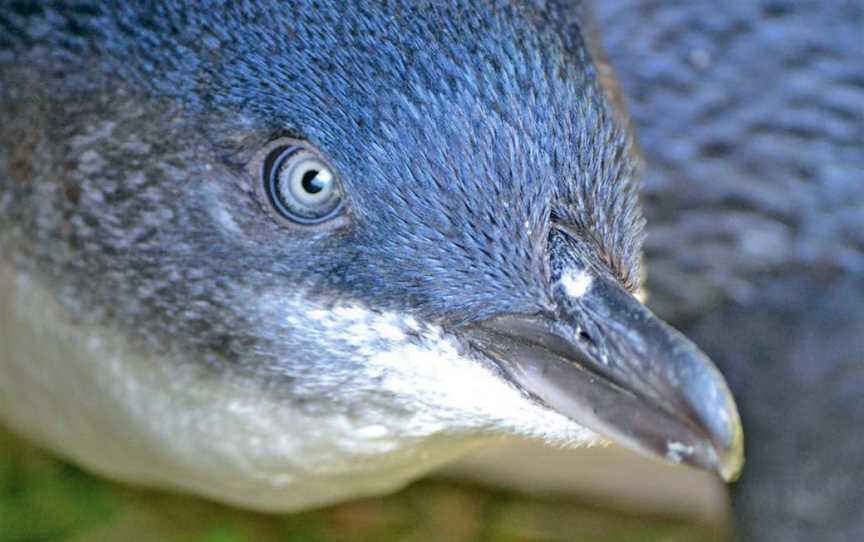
[0,266,497,511]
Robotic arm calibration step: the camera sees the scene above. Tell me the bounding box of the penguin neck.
[0,264,497,510]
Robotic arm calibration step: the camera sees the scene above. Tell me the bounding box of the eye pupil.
[301,169,325,194]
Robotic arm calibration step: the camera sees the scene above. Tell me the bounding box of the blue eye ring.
[262,145,344,225]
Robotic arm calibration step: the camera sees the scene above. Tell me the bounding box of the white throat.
[0,264,597,511]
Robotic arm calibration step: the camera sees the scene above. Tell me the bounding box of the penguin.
[0,1,742,512]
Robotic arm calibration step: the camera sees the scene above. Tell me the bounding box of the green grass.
[0,428,731,542]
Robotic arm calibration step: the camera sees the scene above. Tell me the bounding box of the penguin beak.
[460,271,744,482]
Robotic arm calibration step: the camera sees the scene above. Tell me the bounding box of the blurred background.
[594,1,863,541]
[2,1,862,541]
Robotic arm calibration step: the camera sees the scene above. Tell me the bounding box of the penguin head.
[1,1,742,508]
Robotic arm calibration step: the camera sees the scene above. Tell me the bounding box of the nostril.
[577,328,597,348]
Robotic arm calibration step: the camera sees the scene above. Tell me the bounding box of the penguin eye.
[261,144,344,225]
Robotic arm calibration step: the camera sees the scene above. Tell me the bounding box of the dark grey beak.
[460,262,744,481]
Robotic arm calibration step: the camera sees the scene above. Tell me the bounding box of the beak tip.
[708,382,746,483]
[717,421,745,483]
[674,346,745,483]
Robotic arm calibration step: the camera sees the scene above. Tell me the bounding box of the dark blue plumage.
[1,0,642,325]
